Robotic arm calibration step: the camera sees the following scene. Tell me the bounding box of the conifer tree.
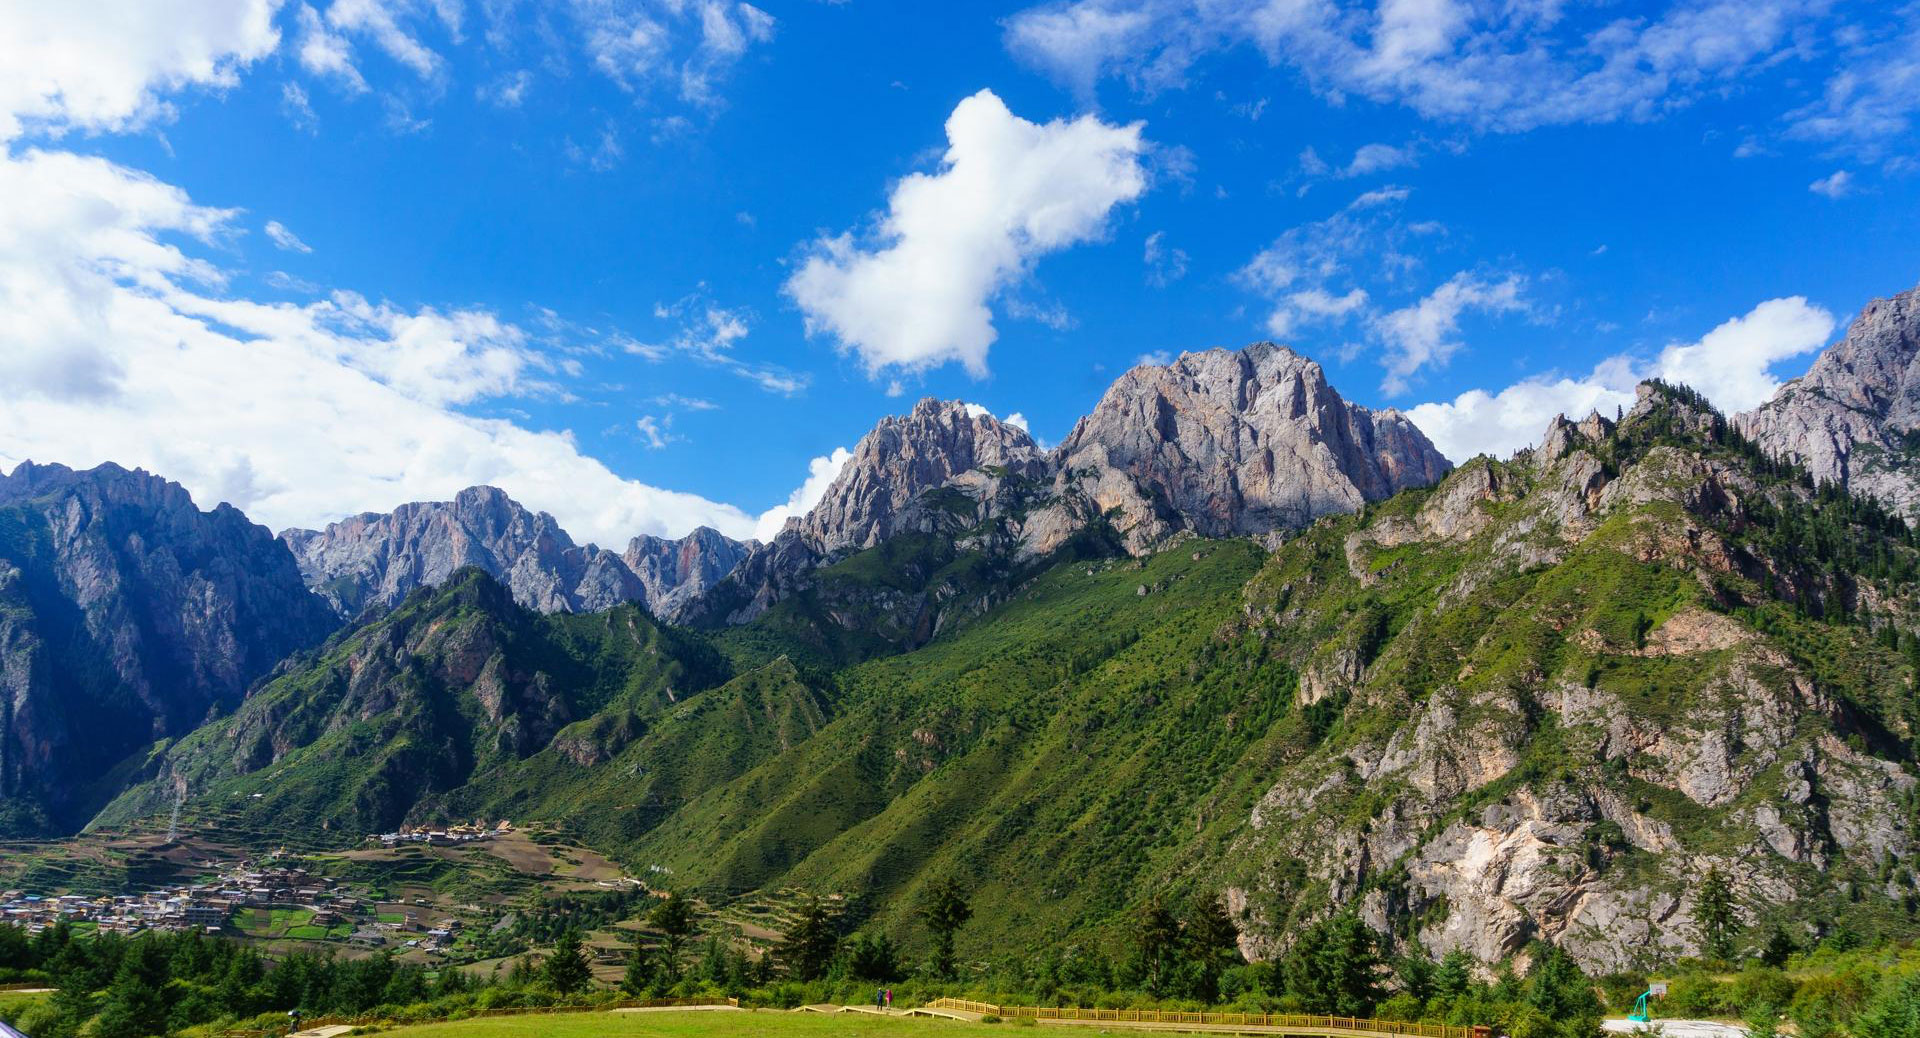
[542,927,592,995]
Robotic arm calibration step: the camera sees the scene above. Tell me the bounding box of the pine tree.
[779,896,840,981]
[1283,914,1382,1016]
[1181,894,1242,1003]
[1696,867,1740,961]
[93,937,170,1038]
[648,894,696,979]
[621,944,657,997]
[542,927,592,995]
[920,877,973,980]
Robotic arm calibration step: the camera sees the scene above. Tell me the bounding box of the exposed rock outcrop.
[691,345,1452,627]
[0,461,338,835]
[1739,282,1920,512]
[281,487,751,622]
[623,526,754,624]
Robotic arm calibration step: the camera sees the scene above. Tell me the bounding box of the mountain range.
[10,284,1920,973]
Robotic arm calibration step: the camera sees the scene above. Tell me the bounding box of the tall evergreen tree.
[649,894,696,978]
[93,937,170,1038]
[920,877,973,980]
[779,897,840,981]
[542,927,592,995]
[1283,914,1382,1016]
[1697,868,1740,961]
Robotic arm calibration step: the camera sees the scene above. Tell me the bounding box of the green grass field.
[375,1009,1008,1037]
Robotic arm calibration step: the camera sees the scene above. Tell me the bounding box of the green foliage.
[1696,867,1740,962]
[921,877,974,979]
[779,897,841,982]
[542,927,593,995]
[1282,914,1381,1016]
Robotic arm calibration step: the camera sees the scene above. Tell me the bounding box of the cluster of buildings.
[0,861,338,937]
[372,820,512,848]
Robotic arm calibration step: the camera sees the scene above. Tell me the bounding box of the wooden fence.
[923,999,1489,1038]
[217,996,738,1036]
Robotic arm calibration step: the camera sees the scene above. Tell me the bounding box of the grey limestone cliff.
[0,461,338,835]
[1739,282,1920,512]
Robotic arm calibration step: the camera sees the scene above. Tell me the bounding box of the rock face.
[280,486,750,622]
[1739,282,1920,512]
[691,345,1451,627]
[0,461,338,835]
[1224,383,1920,973]
[796,399,1047,554]
[622,527,754,623]
[1047,343,1453,553]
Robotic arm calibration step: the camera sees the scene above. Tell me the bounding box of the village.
[0,821,516,956]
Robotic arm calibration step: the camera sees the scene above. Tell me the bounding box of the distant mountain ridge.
[279,487,753,623]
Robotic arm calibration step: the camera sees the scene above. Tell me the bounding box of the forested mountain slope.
[95,382,1920,974]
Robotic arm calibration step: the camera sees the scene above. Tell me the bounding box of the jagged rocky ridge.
[280,486,751,623]
[689,344,1451,630]
[1222,382,1920,972]
[0,461,338,835]
[95,382,1920,974]
[1740,282,1920,513]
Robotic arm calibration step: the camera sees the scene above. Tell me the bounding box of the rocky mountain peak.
[795,397,1045,553]
[0,460,337,834]
[1739,282,1920,512]
[1051,342,1453,549]
[623,526,756,623]
[280,486,752,623]
[280,486,642,619]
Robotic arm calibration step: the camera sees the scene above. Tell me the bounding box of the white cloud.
[1136,350,1174,366]
[0,0,280,140]
[265,220,313,253]
[1407,296,1836,461]
[1003,411,1030,432]
[1808,169,1855,198]
[786,89,1149,378]
[1373,272,1526,394]
[324,0,447,81]
[752,446,852,540]
[640,296,808,394]
[295,2,369,92]
[1649,296,1836,412]
[1786,18,1920,155]
[1004,0,1828,133]
[1268,287,1367,337]
[1143,230,1188,286]
[576,0,774,106]
[1343,142,1417,177]
[0,146,824,546]
[635,414,674,449]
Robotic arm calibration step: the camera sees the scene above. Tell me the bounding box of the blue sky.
[1,0,1917,546]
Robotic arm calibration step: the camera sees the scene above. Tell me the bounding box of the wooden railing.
[217,996,738,1036]
[923,999,1486,1038]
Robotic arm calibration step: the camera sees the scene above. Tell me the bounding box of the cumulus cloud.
[0,0,280,140]
[1407,297,1837,462]
[1005,0,1828,132]
[751,446,853,540]
[0,145,885,546]
[786,89,1149,378]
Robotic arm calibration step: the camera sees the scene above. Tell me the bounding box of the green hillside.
[94,383,1920,972]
